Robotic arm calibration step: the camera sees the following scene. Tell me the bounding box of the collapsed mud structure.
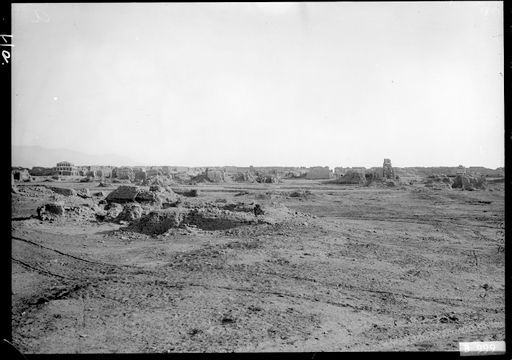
[255,172,281,184]
[305,167,331,180]
[205,169,225,182]
[36,202,65,221]
[337,170,366,184]
[12,168,31,182]
[124,199,297,235]
[452,174,487,191]
[190,169,226,183]
[232,172,257,183]
[114,167,135,181]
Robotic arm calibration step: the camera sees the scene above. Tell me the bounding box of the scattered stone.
[49,186,77,197]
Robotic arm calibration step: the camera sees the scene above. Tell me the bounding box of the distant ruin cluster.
[11,159,504,192]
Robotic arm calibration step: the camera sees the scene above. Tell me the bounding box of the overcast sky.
[12,2,504,168]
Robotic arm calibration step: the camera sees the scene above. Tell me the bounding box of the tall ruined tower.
[383,158,394,179]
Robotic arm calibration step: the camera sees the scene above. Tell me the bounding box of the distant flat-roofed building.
[55,161,79,176]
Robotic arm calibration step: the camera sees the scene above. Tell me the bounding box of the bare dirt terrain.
[11,179,505,353]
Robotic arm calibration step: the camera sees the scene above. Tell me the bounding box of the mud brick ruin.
[305,166,331,179]
[382,159,394,179]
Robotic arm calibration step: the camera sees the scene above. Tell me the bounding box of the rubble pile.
[128,208,188,235]
[255,174,280,184]
[105,203,124,218]
[117,203,143,222]
[37,202,65,220]
[424,176,453,190]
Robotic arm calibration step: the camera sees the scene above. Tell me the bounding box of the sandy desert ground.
[11,178,505,353]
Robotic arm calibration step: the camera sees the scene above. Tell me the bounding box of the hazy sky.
[12,2,504,168]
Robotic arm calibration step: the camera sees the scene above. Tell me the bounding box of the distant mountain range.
[12,145,137,168]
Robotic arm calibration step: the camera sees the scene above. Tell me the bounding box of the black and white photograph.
[10,1,505,353]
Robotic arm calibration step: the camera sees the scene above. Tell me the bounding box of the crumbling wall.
[205,169,225,182]
[305,167,331,179]
[383,159,394,179]
[12,169,31,182]
[452,174,487,190]
[232,172,256,183]
[337,170,365,184]
[114,167,135,181]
